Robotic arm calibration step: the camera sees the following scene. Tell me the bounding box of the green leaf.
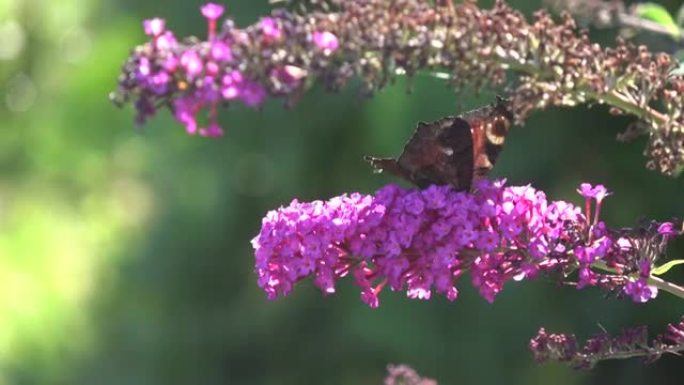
[677,3,684,27]
[673,65,684,76]
[634,3,681,38]
[652,259,684,275]
[672,163,684,177]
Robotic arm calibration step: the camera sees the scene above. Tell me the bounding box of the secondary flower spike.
[530,315,684,368]
[252,181,679,307]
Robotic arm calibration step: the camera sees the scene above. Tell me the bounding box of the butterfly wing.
[366,116,474,190]
[395,116,474,190]
[364,156,412,182]
[365,97,512,191]
[466,99,511,180]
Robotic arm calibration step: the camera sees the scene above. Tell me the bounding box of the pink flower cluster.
[117,3,340,136]
[252,181,669,307]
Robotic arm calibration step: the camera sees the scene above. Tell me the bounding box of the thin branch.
[547,0,683,40]
[617,13,682,40]
[503,59,672,130]
[648,275,684,300]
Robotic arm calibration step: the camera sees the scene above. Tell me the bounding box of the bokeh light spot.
[0,20,25,61]
[60,27,92,63]
[5,73,37,112]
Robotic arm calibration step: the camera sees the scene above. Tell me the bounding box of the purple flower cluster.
[252,181,673,307]
[114,3,340,136]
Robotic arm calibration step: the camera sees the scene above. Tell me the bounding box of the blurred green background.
[0,0,683,384]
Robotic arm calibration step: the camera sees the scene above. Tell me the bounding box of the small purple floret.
[172,96,200,135]
[577,183,610,202]
[210,41,233,62]
[180,50,204,78]
[623,278,658,303]
[143,18,165,37]
[221,70,244,100]
[260,17,283,41]
[313,31,339,54]
[239,79,267,107]
[155,31,177,51]
[199,122,224,137]
[201,3,225,21]
[657,222,677,238]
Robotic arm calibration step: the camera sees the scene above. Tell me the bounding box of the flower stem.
[647,275,684,300]
[591,260,684,300]
[583,87,669,127]
[503,60,669,131]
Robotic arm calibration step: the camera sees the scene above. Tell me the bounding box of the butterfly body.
[365,97,512,191]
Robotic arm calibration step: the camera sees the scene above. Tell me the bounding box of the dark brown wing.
[396,116,473,190]
[364,156,411,181]
[365,116,474,190]
[365,96,512,191]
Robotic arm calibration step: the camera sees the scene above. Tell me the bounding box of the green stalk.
[592,260,684,300]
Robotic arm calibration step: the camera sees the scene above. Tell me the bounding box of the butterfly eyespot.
[485,117,509,145]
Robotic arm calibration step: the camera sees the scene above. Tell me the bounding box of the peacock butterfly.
[365,96,513,191]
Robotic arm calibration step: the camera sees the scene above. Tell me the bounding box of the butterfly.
[365,96,513,191]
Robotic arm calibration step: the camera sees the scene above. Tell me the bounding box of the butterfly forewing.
[364,156,411,181]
